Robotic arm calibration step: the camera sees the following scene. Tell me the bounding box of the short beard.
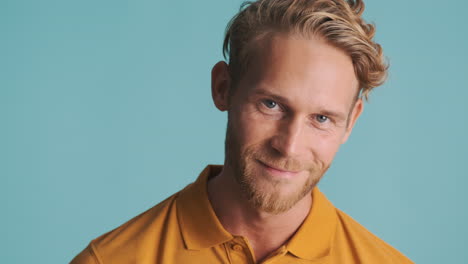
[225,118,328,214]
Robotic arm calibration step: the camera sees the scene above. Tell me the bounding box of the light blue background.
[2,0,467,263]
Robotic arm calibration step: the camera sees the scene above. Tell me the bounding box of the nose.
[270,116,305,157]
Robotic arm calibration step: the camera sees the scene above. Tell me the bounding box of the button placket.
[232,243,243,251]
[225,237,255,264]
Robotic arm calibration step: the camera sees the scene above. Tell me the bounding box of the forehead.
[238,33,359,114]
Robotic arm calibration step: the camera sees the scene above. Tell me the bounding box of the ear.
[211,61,231,111]
[342,98,364,144]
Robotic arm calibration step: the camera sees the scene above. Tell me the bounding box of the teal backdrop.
[2,0,467,263]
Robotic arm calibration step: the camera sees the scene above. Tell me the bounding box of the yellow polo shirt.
[71,165,413,264]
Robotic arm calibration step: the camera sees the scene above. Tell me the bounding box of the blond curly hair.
[223,0,388,100]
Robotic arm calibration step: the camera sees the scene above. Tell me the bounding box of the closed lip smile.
[256,160,300,174]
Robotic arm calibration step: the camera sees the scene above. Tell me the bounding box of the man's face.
[216,34,362,214]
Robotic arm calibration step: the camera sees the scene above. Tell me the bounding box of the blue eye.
[263,99,278,109]
[316,115,328,123]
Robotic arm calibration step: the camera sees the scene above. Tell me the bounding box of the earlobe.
[342,98,364,144]
[211,61,231,111]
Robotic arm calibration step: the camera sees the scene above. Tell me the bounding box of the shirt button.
[232,244,243,251]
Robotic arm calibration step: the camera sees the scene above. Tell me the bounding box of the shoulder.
[332,208,413,264]
[70,192,182,264]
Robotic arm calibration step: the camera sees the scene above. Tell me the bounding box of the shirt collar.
[286,187,338,261]
[177,164,338,260]
[176,165,233,250]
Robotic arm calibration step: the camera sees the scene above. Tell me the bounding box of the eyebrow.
[252,88,290,105]
[252,88,348,121]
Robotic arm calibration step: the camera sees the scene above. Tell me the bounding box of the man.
[71,0,413,263]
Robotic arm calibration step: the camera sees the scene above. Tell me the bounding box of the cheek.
[309,132,343,165]
[233,107,276,148]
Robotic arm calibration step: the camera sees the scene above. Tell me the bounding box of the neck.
[207,164,312,262]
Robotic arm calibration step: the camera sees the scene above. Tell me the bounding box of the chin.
[242,169,316,214]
